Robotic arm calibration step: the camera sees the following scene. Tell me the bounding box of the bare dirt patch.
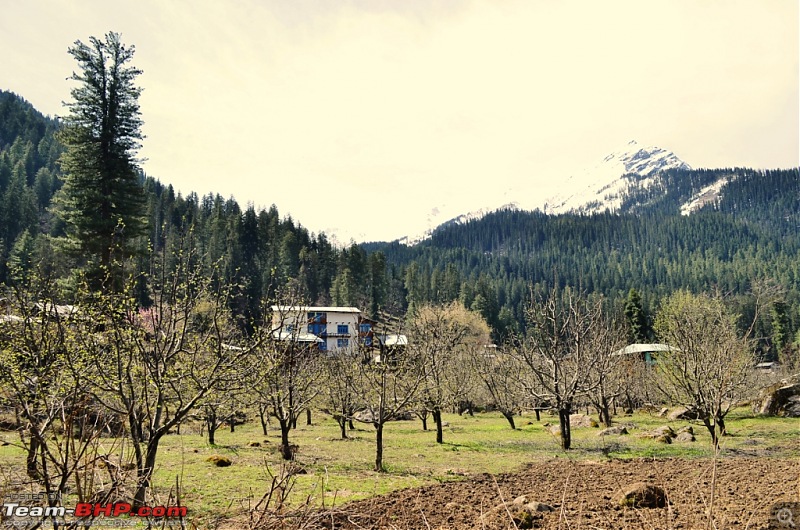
[298,457,798,529]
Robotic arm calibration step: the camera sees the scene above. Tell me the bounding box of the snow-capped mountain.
[538,140,691,214]
[399,140,692,245]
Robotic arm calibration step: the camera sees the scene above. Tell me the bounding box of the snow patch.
[679,178,728,215]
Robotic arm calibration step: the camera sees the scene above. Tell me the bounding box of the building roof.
[271,329,324,343]
[379,334,408,346]
[270,306,362,314]
[613,343,678,356]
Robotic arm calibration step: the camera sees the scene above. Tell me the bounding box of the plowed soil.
[294,457,799,529]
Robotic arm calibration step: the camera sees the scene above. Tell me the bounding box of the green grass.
[0,407,798,526]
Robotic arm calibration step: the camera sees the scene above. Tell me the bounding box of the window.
[308,312,326,324]
[359,323,372,333]
[362,337,373,347]
[337,324,349,334]
[337,338,349,348]
[318,342,327,352]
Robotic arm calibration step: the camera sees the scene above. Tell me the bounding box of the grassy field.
[1,407,798,526]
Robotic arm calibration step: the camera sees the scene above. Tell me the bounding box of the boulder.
[597,426,628,437]
[753,377,800,417]
[675,431,695,442]
[648,425,675,438]
[615,482,667,508]
[668,406,700,421]
[570,414,599,428]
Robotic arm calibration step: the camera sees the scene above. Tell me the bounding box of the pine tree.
[56,32,146,287]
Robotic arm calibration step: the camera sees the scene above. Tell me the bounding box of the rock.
[753,377,800,417]
[658,407,669,417]
[569,414,596,428]
[676,425,694,435]
[248,441,261,447]
[668,406,700,421]
[597,426,628,436]
[654,434,672,444]
[675,432,695,442]
[615,482,667,508]
[206,455,232,467]
[642,425,675,440]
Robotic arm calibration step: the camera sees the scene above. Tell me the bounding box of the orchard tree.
[71,247,251,509]
[409,302,490,443]
[57,32,146,287]
[515,287,618,450]
[653,290,755,446]
[251,296,322,460]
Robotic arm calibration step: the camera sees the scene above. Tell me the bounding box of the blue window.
[363,337,373,347]
[337,324,349,334]
[359,323,372,333]
[308,312,326,323]
[318,342,327,352]
[337,338,349,348]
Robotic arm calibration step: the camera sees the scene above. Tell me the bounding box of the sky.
[1,0,798,243]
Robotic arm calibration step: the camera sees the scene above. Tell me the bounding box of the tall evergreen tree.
[624,288,650,343]
[56,32,146,287]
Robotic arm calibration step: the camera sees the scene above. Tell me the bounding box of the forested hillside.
[1,88,799,357]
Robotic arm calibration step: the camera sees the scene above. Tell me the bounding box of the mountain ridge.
[398,140,693,246]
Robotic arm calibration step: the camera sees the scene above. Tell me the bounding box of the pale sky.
[1,0,798,243]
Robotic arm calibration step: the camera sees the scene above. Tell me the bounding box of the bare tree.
[0,283,123,528]
[351,319,424,471]
[584,311,628,427]
[251,295,321,460]
[653,290,756,446]
[514,287,615,450]
[71,249,251,509]
[319,347,363,439]
[467,346,525,429]
[409,302,490,443]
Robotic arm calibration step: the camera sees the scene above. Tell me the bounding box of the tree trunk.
[703,417,718,448]
[418,410,428,431]
[306,408,312,425]
[26,434,41,480]
[258,405,269,436]
[598,397,612,428]
[207,421,217,445]
[433,407,444,444]
[229,416,235,433]
[337,416,348,439]
[501,410,516,430]
[715,414,726,438]
[374,422,384,472]
[279,419,293,460]
[134,434,162,510]
[558,406,572,450]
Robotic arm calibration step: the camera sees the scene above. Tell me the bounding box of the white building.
[270,306,371,352]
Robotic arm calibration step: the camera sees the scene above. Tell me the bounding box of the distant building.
[271,306,381,353]
[613,343,677,365]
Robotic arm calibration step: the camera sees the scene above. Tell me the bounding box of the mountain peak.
[399,141,691,245]
[542,142,691,214]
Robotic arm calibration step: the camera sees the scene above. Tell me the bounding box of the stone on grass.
[669,406,700,421]
[206,455,232,467]
[674,431,695,442]
[597,426,628,436]
[753,377,800,417]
